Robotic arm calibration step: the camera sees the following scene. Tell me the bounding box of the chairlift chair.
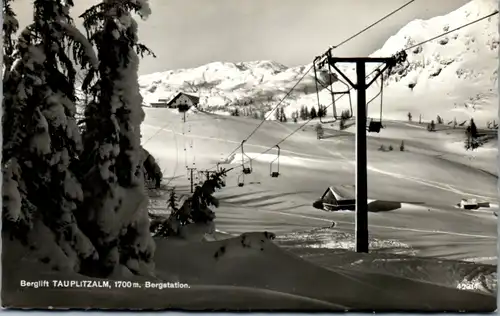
[365,69,385,133]
[313,52,353,125]
[365,51,407,133]
[270,145,280,178]
[240,140,252,175]
[327,80,353,122]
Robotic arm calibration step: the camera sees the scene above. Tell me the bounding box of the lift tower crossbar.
[323,53,403,253]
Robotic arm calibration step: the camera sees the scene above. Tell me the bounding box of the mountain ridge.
[139,0,499,124]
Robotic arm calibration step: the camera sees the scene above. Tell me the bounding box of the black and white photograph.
[1,0,499,311]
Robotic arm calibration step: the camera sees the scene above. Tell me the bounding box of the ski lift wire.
[254,11,498,162]
[334,0,416,49]
[211,4,495,176]
[221,66,315,163]
[217,65,383,176]
[214,0,418,169]
[404,10,499,52]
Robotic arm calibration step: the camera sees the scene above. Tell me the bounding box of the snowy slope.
[139,60,325,112]
[139,0,498,123]
[301,0,499,124]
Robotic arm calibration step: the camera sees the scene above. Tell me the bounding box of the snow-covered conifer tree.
[79,0,156,276]
[2,0,100,271]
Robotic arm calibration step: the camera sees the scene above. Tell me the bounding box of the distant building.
[166,92,200,109]
[150,92,200,109]
[149,101,168,108]
[167,92,200,108]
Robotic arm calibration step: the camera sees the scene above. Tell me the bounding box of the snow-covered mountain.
[139,60,323,114]
[139,0,499,124]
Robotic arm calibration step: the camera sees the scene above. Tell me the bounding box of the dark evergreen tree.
[305,106,311,119]
[340,109,351,120]
[469,118,478,138]
[274,107,280,121]
[152,170,227,238]
[339,117,346,130]
[407,112,412,122]
[310,106,317,119]
[317,105,324,118]
[142,148,162,189]
[278,107,287,122]
[299,106,304,120]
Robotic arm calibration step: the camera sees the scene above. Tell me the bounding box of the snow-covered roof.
[329,185,355,201]
[167,92,200,106]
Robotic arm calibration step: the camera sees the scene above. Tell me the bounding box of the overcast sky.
[13,0,470,75]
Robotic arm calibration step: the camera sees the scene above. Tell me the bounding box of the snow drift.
[2,232,495,311]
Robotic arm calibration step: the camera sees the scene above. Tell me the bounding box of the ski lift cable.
[225,13,498,175]
[312,0,417,122]
[222,76,386,174]
[362,12,499,116]
[268,11,499,152]
[333,0,416,50]
[221,68,382,176]
[404,10,499,52]
[210,0,418,172]
[142,121,170,146]
[221,66,316,163]
[214,6,494,178]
